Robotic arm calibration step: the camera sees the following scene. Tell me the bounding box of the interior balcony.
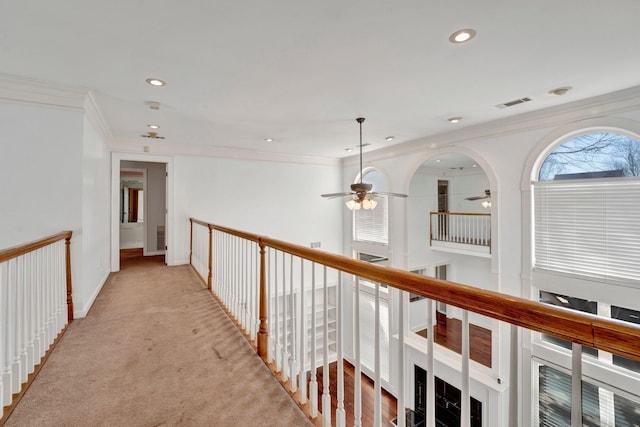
[429,212,491,258]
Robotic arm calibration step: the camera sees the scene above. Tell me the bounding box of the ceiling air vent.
[495,97,532,109]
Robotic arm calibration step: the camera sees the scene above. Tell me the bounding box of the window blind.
[354,196,388,245]
[533,178,640,284]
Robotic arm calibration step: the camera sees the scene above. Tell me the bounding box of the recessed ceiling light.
[449,29,476,44]
[548,86,572,96]
[345,148,353,153]
[264,138,274,142]
[448,116,462,123]
[436,159,441,163]
[472,164,477,168]
[145,78,166,87]
[148,124,160,129]
[385,136,395,142]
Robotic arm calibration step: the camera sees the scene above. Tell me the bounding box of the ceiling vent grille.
[495,97,532,109]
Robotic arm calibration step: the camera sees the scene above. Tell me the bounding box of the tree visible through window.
[539,132,640,181]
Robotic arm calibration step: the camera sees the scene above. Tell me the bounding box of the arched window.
[353,169,388,245]
[534,131,640,284]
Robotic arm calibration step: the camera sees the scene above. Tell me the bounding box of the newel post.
[65,234,74,322]
[257,238,268,360]
[207,224,213,292]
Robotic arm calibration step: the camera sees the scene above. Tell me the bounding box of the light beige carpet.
[5,255,311,427]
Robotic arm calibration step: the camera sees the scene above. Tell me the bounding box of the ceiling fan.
[321,117,408,210]
[465,189,491,201]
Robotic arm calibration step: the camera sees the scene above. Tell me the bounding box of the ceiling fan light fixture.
[482,200,492,208]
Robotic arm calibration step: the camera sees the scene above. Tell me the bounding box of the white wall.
[0,98,111,319]
[80,114,111,317]
[172,155,344,264]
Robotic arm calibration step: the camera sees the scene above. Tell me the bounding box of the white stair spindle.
[309,263,318,418]
[281,252,288,382]
[396,289,405,427]
[289,254,297,393]
[374,282,381,427]
[571,343,583,427]
[336,272,346,427]
[298,258,307,404]
[274,250,280,370]
[322,266,331,427]
[461,310,470,427]
[19,256,28,383]
[9,259,21,393]
[354,277,362,427]
[427,299,435,427]
[1,261,11,406]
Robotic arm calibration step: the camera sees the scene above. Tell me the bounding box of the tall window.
[353,169,388,245]
[534,132,640,284]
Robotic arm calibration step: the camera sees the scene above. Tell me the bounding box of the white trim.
[73,270,111,318]
[84,91,113,142]
[0,73,87,109]
[110,140,340,167]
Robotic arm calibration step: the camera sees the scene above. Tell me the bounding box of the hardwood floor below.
[314,360,398,427]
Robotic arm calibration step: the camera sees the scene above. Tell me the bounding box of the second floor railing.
[430,212,491,249]
[1,231,73,422]
[190,218,640,427]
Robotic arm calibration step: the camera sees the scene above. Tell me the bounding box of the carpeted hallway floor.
[5,253,312,427]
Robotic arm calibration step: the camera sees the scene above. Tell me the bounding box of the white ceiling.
[2,1,640,158]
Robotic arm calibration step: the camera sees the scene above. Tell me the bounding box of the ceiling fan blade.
[465,195,490,201]
[372,191,408,198]
[321,192,354,199]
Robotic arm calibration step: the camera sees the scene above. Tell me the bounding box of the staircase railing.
[1,231,73,423]
[190,218,640,427]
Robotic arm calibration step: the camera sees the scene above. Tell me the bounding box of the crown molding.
[84,91,114,142]
[110,139,341,167]
[344,85,640,166]
[0,73,88,110]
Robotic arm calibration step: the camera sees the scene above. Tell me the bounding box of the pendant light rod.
[356,117,365,184]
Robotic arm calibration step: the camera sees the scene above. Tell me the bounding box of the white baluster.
[18,255,28,383]
[1,261,10,406]
[9,259,21,393]
[298,258,307,404]
[322,266,331,427]
[335,272,346,427]
[427,299,435,427]
[274,250,280,371]
[281,252,288,382]
[354,277,362,427]
[374,282,381,427]
[26,252,35,374]
[571,343,582,427]
[289,254,297,393]
[461,310,470,427]
[309,263,318,417]
[396,289,405,427]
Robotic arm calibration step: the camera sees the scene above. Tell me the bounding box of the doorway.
[111,153,173,272]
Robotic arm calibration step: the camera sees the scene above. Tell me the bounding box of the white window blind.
[354,196,388,245]
[533,177,640,283]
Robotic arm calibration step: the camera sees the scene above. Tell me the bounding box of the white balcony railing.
[430,212,490,253]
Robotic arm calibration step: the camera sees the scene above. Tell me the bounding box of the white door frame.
[111,152,174,271]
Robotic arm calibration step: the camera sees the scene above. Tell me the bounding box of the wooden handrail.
[0,230,73,263]
[429,211,490,217]
[190,218,640,362]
